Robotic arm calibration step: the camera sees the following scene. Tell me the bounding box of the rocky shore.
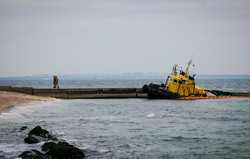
[19,126,85,159]
[0,91,85,158]
[0,91,55,114]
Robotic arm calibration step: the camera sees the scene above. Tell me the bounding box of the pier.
[0,85,147,99]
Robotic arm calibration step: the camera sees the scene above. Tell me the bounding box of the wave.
[0,99,61,120]
[146,113,164,118]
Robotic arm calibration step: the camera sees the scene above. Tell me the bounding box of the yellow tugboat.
[142,60,250,99]
[142,60,206,99]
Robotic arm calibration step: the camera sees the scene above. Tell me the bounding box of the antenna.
[191,54,194,62]
[190,54,195,67]
[184,60,192,77]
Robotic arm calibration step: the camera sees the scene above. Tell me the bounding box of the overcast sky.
[0,0,250,77]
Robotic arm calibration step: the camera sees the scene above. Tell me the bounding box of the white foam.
[0,143,37,154]
[99,149,109,153]
[146,113,163,118]
[146,113,156,118]
[0,142,44,159]
[0,99,61,120]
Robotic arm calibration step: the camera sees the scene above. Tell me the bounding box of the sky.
[0,0,250,77]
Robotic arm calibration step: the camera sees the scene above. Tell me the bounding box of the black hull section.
[142,83,181,99]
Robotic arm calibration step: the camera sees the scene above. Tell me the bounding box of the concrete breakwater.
[1,85,250,99]
[0,85,147,99]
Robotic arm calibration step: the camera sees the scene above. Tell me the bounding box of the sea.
[0,79,250,159]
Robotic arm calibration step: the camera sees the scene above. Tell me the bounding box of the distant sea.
[0,79,250,158]
[0,79,250,92]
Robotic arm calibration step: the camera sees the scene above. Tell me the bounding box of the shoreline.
[0,91,55,114]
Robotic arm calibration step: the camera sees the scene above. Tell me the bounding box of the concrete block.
[137,93,148,98]
[136,88,143,93]
[33,89,50,93]
[11,87,33,95]
[49,89,68,93]
[100,93,137,98]
[68,93,139,99]
[0,85,12,91]
[34,93,69,99]
[68,93,100,99]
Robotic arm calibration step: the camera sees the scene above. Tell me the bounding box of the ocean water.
[0,79,250,159]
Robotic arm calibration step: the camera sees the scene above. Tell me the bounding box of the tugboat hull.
[142,84,250,100]
[142,83,182,99]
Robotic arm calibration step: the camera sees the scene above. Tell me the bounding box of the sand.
[0,91,55,114]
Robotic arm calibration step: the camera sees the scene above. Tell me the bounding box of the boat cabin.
[166,61,204,96]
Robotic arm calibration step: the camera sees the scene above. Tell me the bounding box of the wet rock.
[20,126,29,131]
[48,134,58,141]
[24,134,40,144]
[21,126,84,158]
[19,149,50,159]
[24,126,58,144]
[41,142,57,152]
[42,141,85,159]
[29,126,49,138]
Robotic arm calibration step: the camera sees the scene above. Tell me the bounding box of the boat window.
[169,77,177,83]
[189,76,194,80]
[183,80,189,84]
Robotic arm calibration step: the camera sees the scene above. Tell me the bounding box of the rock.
[48,134,58,141]
[42,141,85,159]
[22,126,84,158]
[24,126,58,144]
[41,142,58,152]
[29,126,57,141]
[20,126,29,131]
[29,126,49,138]
[19,149,50,159]
[24,134,40,144]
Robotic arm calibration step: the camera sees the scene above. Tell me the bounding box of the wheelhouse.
[166,61,204,96]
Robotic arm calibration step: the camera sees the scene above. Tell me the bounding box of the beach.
[0,91,54,114]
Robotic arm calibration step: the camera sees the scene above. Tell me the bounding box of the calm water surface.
[0,79,249,159]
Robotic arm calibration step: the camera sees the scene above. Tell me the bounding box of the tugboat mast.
[184,60,192,78]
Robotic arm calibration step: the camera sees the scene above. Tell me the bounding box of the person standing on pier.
[53,76,59,88]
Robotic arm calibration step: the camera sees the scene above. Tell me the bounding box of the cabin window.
[179,80,189,84]
[169,77,177,84]
[189,76,194,80]
[184,81,188,84]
